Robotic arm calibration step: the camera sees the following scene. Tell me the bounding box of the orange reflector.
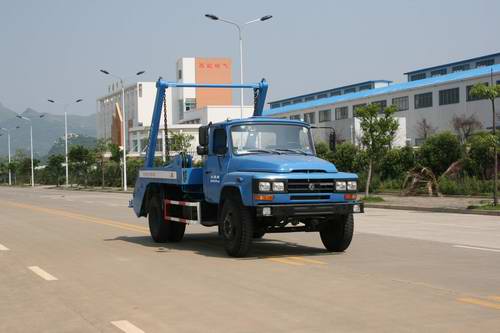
[344,193,357,200]
[254,194,274,201]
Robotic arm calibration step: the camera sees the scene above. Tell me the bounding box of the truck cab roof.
[212,116,310,128]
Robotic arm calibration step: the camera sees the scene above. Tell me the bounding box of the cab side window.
[212,128,227,155]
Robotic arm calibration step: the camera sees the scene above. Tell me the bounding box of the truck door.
[203,127,229,203]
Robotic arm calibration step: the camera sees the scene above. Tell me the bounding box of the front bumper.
[256,202,364,218]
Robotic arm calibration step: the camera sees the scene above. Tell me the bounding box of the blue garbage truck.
[131,78,364,257]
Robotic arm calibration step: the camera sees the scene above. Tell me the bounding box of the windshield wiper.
[274,148,309,155]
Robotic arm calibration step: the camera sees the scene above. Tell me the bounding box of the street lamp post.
[47,98,83,187]
[0,127,13,185]
[205,14,272,118]
[16,114,44,187]
[99,69,145,191]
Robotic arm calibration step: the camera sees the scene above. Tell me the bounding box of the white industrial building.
[96,57,253,157]
[264,53,500,146]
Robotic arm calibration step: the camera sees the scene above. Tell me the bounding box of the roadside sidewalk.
[365,194,500,216]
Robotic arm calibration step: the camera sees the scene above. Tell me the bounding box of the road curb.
[364,203,500,216]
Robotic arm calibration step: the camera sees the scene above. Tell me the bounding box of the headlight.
[347,181,357,191]
[272,182,285,192]
[335,181,347,191]
[258,182,271,192]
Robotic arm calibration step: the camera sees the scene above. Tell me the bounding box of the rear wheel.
[220,197,254,257]
[148,196,185,243]
[319,214,354,252]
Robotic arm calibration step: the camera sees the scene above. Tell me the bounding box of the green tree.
[355,104,399,195]
[94,139,109,188]
[418,131,462,176]
[470,82,500,205]
[169,131,194,152]
[68,145,95,187]
[46,154,65,186]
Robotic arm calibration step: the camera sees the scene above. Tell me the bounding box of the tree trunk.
[493,99,497,206]
[365,159,373,197]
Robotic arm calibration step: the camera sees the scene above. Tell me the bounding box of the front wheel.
[220,197,254,257]
[319,214,354,252]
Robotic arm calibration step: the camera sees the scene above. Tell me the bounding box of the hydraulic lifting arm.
[144,78,268,168]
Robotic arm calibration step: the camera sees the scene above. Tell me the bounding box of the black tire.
[148,196,186,243]
[253,230,266,239]
[319,214,354,252]
[220,197,254,257]
[148,196,169,243]
[167,221,186,242]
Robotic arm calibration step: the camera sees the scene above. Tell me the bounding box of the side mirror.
[214,146,228,156]
[196,145,208,155]
[199,126,208,146]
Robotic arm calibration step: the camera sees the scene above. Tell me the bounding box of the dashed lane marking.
[267,257,305,266]
[0,243,9,251]
[489,295,500,302]
[0,200,149,234]
[111,320,145,333]
[453,245,500,253]
[458,297,500,311]
[28,266,58,281]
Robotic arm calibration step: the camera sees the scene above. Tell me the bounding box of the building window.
[476,59,494,67]
[282,101,291,106]
[335,106,348,120]
[304,96,315,102]
[317,93,328,99]
[138,84,143,98]
[319,109,331,122]
[292,98,303,104]
[303,112,315,124]
[178,69,182,80]
[290,114,301,120]
[330,90,341,96]
[466,83,488,101]
[359,84,372,91]
[439,88,460,105]
[392,96,409,111]
[414,92,433,109]
[185,98,196,111]
[452,64,470,72]
[430,68,447,77]
[344,87,356,94]
[410,73,426,81]
[270,103,280,109]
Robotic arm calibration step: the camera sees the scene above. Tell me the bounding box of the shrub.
[418,132,462,175]
[332,143,361,172]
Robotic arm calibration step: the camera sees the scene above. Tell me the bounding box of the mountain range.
[0,102,96,159]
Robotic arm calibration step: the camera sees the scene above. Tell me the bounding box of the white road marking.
[453,245,500,253]
[111,320,145,333]
[28,266,58,281]
[0,243,9,251]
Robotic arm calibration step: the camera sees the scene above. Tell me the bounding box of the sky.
[0,0,499,115]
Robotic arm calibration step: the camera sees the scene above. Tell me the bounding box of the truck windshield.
[231,124,314,155]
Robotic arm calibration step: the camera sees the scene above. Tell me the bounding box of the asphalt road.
[0,187,499,333]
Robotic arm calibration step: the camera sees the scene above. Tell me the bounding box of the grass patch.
[361,195,385,203]
[468,202,500,211]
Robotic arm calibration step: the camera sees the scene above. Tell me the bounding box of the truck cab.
[131,78,363,257]
[195,117,362,256]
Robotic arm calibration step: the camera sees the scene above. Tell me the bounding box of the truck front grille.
[287,179,335,193]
